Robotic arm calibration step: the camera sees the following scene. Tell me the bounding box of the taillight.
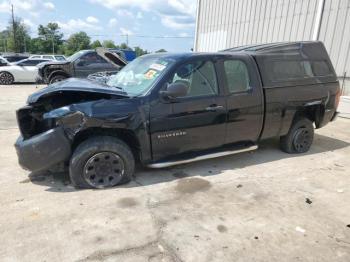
[335,88,341,109]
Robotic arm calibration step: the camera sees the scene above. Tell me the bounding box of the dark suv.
[37,48,126,84]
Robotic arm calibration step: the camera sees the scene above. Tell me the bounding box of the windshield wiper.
[109,85,129,94]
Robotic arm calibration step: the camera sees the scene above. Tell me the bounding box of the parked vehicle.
[0,58,51,84]
[109,49,136,62]
[15,41,340,189]
[0,56,10,66]
[30,55,66,61]
[37,48,127,84]
[2,54,29,62]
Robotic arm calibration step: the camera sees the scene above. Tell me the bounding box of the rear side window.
[311,61,333,76]
[19,60,45,66]
[55,56,66,61]
[224,60,250,93]
[169,60,218,97]
[271,60,314,82]
[43,55,53,60]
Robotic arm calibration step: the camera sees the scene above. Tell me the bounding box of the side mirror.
[160,82,189,99]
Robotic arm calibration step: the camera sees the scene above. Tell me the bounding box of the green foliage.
[134,46,148,57]
[118,43,132,50]
[6,17,31,53]
[155,49,167,53]
[91,40,102,49]
[102,40,116,48]
[34,22,64,54]
[63,31,91,56]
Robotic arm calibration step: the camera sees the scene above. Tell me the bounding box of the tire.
[280,117,314,154]
[49,75,67,84]
[0,72,14,85]
[69,136,135,189]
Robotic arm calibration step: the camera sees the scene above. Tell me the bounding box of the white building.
[194,0,350,94]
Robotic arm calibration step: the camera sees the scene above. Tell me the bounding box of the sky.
[0,0,197,52]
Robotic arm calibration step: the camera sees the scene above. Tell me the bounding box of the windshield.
[107,56,175,96]
[67,51,87,62]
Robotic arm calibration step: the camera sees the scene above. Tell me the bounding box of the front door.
[150,58,227,161]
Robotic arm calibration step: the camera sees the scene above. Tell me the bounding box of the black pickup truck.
[15,42,340,189]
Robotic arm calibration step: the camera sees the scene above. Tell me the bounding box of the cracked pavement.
[0,85,349,261]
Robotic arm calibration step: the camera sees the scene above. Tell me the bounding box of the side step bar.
[148,145,258,169]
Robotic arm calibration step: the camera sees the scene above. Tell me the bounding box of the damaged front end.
[15,79,130,172]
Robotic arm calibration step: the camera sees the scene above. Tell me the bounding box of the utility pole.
[126,34,129,46]
[11,4,17,52]
[51,35,55,54]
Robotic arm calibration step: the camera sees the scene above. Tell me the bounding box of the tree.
[6,17,31,53]
[118,42,132,50]
[155,49,167,53]
[63,31,91,56]
[91,40,102,49]
[134,46,148,57]
[102,40,116,48]
[0,30,10,52]
[35,22,64,54]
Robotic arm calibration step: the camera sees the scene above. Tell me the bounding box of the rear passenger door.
[220,55,264,144]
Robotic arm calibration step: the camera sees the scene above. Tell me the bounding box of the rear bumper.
[15,127,71,172]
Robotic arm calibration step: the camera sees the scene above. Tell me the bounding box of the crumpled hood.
[37,60,70,69]
[27,78,128,104]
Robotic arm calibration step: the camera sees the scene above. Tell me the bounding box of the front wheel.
[69,136,135,189]
[280,117,314,154]
[49,75,67,84]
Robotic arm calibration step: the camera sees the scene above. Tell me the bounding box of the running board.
[148,145,258,168]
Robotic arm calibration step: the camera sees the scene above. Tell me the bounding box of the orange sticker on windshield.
[144,69,157,79]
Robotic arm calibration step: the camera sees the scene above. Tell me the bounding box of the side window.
[271,60,314,81]
[311,61,333,76]
[19,60,36,66]
[224,60,250,93]
[43,56,53,60]
[55,56,66,61]
[169,60,218,97]
[79,53,108,65]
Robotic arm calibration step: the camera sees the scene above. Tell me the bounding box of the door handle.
[205,105,224,111]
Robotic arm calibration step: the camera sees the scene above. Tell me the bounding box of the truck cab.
[15,41,340,189]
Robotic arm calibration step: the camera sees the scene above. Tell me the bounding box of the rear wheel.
[0,72,14,85]
[280,117,314,153]
[49,75,67,84]
[69,136,135,189]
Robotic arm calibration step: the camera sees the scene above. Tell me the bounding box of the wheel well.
[72,128,141,162]
[294,104,324,128]
[0,71,14,77]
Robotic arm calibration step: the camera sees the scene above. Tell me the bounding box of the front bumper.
[35,75,45,84]
[15,127,71,172]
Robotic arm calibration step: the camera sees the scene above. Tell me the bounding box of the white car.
[0,59,50,85]
[30,55,66,61]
